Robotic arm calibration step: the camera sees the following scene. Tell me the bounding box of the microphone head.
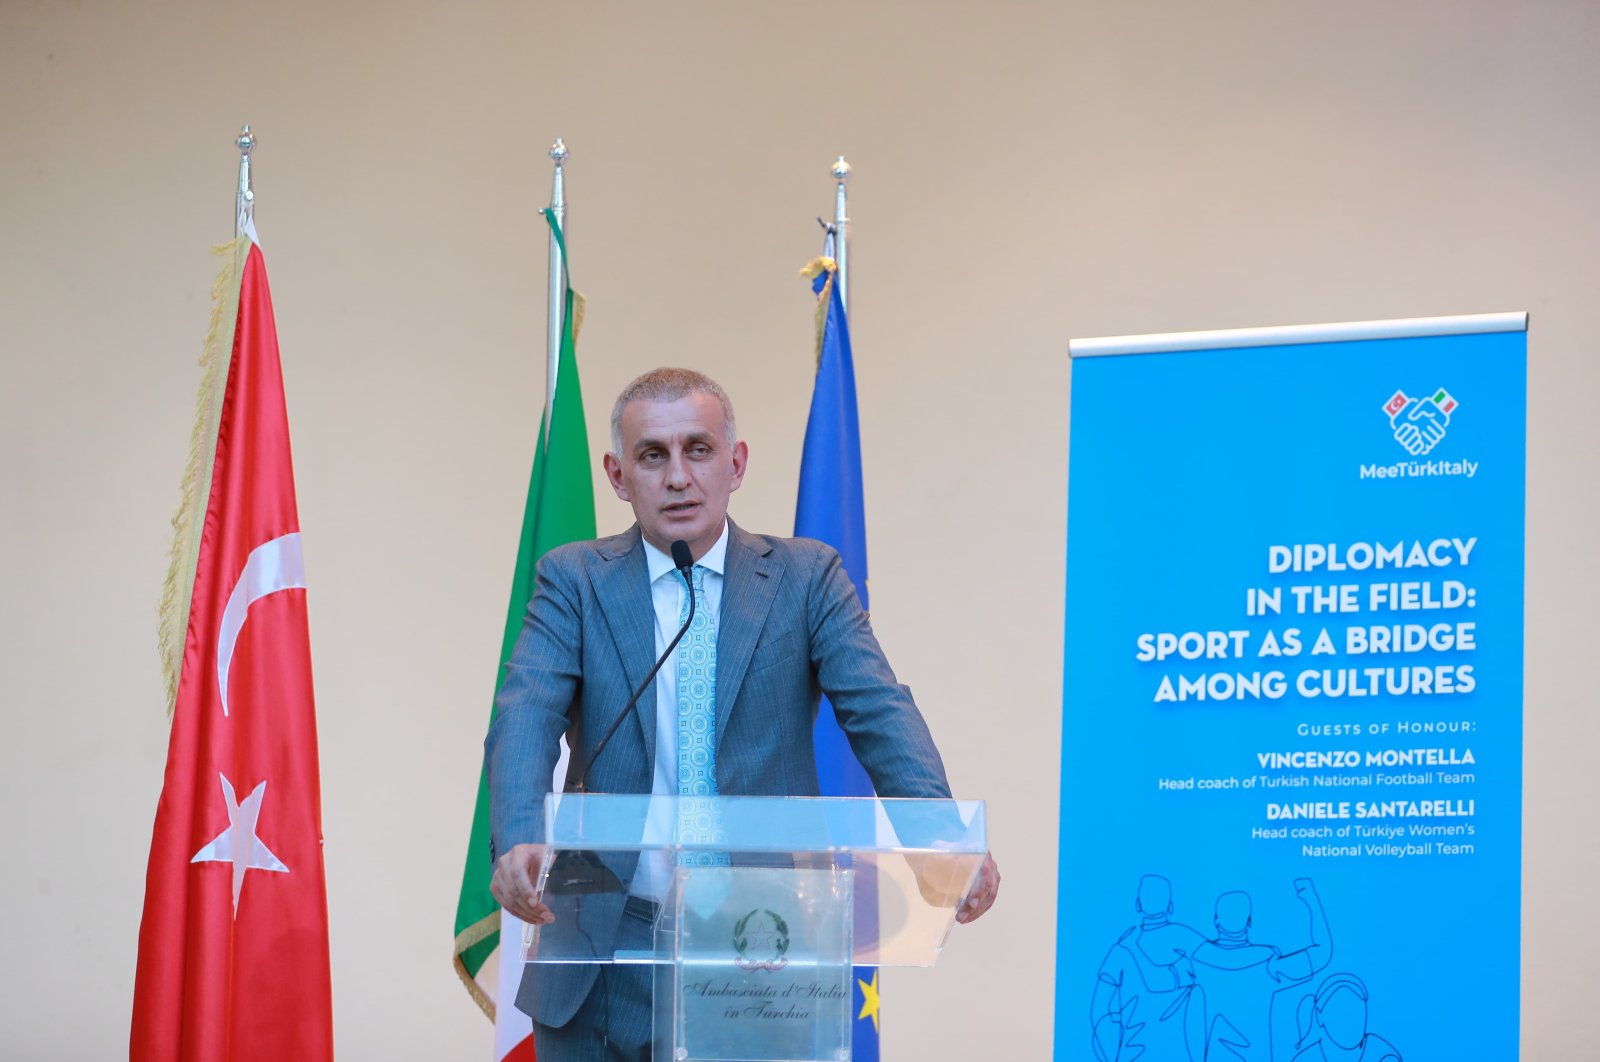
[670,540,694,571]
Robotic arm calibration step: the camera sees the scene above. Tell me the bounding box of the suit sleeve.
[805,545,953,800]
[484,550,584,863]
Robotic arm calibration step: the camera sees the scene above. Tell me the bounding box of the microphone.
[669,539,695,577]
[545,540,698,896]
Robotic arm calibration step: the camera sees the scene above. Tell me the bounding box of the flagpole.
[831,155,851,314]
[546,139,568,431]
[235,125,255,238]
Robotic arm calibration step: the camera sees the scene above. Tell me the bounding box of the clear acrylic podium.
[521,793,987,1062]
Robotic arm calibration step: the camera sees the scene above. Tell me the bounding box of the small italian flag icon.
[1432,388,1459,415]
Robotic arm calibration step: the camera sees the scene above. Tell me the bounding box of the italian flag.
[453,212,595,1060]
[132,223,334,1059]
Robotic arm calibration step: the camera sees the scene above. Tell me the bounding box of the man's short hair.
[610,367,738,454]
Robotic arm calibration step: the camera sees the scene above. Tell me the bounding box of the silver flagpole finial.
[831,156,851,313]
[545,139,569,432]
[235,125,255,239]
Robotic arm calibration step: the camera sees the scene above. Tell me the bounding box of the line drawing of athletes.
[1091,874,1209,1061]
[1189,878,1334,1061]
[1291,974,1403,1062]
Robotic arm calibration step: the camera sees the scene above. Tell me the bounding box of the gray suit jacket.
[483,520,951,1026]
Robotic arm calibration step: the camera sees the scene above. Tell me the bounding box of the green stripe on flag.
[453,212,596,1018]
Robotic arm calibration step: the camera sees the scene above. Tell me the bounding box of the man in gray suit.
[486,368,999,1060]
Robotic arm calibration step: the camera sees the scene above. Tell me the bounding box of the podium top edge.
[1068,311,1529,359]
[541,793,987,854]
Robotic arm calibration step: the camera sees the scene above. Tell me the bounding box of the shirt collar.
[643,520,729,583]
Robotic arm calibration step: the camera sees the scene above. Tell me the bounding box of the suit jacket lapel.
[590,527,657,766]
[716,520,782,741]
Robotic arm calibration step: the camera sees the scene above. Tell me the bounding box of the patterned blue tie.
[677,565,726,865]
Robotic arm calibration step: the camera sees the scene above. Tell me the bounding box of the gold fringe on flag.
[799,256,837,368]
[452,913,501,1020]
[157,236,251,715]
[569,289,587,345]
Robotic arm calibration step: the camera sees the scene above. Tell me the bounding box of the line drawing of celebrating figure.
[1190,878,1334,1060]
[1091,874,1209,1061]
[1292,974,1403,1062]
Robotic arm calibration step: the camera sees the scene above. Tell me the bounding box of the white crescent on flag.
[217,532,306,716]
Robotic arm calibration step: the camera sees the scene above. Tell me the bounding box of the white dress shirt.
[632,521,728,900]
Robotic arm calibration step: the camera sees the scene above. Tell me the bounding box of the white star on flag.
[191,773,289,914]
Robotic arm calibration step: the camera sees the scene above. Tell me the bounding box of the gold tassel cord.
[797,256,836,282]
[799,257,837,369]
[156,237,250,715]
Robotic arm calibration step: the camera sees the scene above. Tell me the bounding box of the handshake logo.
[1383,387,1458,455]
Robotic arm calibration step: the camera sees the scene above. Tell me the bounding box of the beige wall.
[3,1,1597,1057]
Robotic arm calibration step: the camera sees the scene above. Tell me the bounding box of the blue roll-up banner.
[1055,314,1527,1061]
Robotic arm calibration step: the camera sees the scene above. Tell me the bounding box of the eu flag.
[795,249,880,1059]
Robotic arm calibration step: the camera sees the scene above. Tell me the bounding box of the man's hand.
[491,843,554,926]
[957,852,1000,924]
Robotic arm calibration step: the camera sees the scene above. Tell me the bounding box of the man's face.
[604,392,747,560]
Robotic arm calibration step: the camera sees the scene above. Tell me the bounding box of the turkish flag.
[132,237,333,1060]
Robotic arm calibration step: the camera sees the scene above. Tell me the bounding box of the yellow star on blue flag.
[857,969,881,1033]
